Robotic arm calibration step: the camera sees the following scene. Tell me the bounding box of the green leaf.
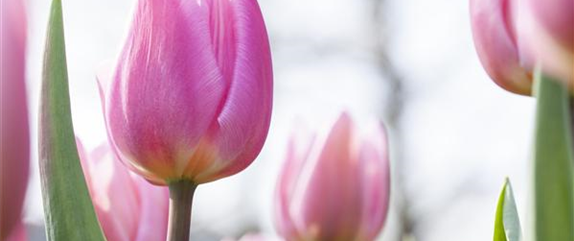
[494,178,522,241]
[38,0,106,240]
[532,69,574,241]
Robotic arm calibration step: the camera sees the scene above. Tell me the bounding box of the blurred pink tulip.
[4,223,27,241]
[77,141,169,241]
[469,0,533,95]
[0,0,29,239]
[518,0,573,86]
[470,0,573,94]
[275,113,391,241]
[98,0,273,185]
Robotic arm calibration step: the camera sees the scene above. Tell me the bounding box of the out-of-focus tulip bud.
[469,0,533,95]
[0,0,29,239]
[98,0,273,185]
[275,113,391,241]
[518,0,573,87]
[5,223,27,241]
[77,141,169,241]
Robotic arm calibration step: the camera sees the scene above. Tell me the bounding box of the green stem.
[532,69,574,241]
[167,180,197,241]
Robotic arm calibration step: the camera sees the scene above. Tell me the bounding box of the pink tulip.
[470,0,573,94]
[4,223,27,241]
[98,0,273,185]
[518,0,573,86]
[469,0,533,95]
[77,141,169,241]
[275,113,391,241]
[0,0,29,239]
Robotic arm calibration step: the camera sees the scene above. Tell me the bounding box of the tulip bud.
[98,0,273,185]
[0,0,29,239]
[275,113,391,241]
[518,0,573,87]
[77,141,169,241]
[469,0,533,95]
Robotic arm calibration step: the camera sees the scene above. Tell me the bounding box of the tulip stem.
[532,69,574,241]
[167,180,197,241]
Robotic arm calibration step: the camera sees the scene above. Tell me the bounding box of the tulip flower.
[470,0,573,94]
[1,0,29,239]
[275,113,391,241]
[98,0,273,185]
[469,0,533,95]
[519,0,573,86]
[98,0,272,239]
[77,141,169,241]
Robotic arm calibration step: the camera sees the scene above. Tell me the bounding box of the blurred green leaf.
[38,0,106,240]
[494,178,522,241]
[532,69,574,241]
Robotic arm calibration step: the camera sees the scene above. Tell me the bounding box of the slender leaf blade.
[39,0,106,240]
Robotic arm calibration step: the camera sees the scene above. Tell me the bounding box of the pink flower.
[98,0,273,185]
[275,113,391,241]
[469,0,532,95]
[470,0,573,94]
[1,0,29,239]
[519,0,573,85]
[77,141,169,241]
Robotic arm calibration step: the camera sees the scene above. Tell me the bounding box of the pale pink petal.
[77,141,141,241]
[1,0,29,238]
[5,222,27,241]
[104,0,226,182]
[469,0,532,95]
[357,123,390,240]
[133,175,169,241]
[275,127,315,240]
[296,113,362,240]
[527,0,573,52]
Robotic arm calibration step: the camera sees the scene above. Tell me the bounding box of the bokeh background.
[22,0,535,240]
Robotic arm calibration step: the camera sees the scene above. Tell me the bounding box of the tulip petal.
[295,114,362,241]
[357,123,390,240]
[0,0,29,238]
[470,0,532,95]
[78,141,140,241]
[104,0,227,182]
[275,127,315,240]
[185,0,273,183]
[132,174,169,241]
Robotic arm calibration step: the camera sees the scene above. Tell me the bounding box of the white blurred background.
[23,0,535,240]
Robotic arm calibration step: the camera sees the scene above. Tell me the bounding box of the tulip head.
[78,141,169,241]
[469,0,532,95]
[519,0,573,86]
[98,0,273,185]
[275,113,391,241]
[0,0,29,239]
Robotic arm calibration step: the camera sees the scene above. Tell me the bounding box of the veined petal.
[104,0,226,182]
[184,0,273,183]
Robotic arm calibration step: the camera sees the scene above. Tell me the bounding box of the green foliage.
[38,0,106,240]
[494,178,522,241]
[532,69,574,241]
